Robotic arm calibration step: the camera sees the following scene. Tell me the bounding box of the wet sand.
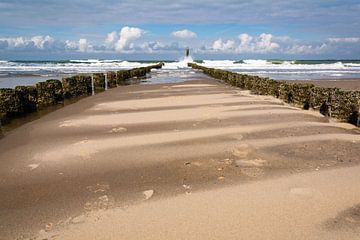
[283,78,360,91]
[0,77,360,239]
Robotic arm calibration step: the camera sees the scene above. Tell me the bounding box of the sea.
[1,58,360,88]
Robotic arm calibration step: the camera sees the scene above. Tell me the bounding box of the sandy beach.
[0,77,360,240]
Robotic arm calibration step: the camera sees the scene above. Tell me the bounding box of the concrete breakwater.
[0,63,163,125]
[188,63,360,126]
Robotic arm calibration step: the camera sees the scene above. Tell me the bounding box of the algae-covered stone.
[291,83,314,109]
[116,70,131,85]
[310,87,334,116]
[330,89,359,124]
[15,86,37,113]
[0,88,21,120]
[106,72,117,88]
[62,75,92,98]
[36,79,64,107]
[93,73,105,92]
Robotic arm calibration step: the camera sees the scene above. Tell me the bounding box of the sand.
[0,78,359,240]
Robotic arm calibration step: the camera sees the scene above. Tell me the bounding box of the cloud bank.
[0,27,359,58]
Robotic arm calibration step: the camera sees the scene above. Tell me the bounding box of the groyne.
[0,63,163,125]
[188,63,360,126]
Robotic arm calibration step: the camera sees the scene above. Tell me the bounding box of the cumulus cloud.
[284,43,327,55]
[105,31,118,48]
[171,29,197,39]
[328,37,360,43]
[65,40,78,50]
[212,39,236,51]
[206,33,336,55]
[237,33,280,53]
[3,37,27,49]
[115,26,144,52]
[138,41,181,53]
[210,33,280,54]
[31,35,55,49]
[78,38,92,52]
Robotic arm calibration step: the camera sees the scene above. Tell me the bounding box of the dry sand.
[0,78,359,240]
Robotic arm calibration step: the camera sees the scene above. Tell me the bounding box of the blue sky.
[0,0,359,60]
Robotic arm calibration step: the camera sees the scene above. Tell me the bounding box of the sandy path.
[0,78,359,239]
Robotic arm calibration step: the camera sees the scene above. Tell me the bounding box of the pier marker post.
[105,72,108,91]
[91,74,95,96]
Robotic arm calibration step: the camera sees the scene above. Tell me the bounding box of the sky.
[0,0,359,60]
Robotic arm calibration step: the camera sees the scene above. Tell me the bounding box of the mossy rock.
[330,89,360,124]
[116,70,131,85]
[62,75,92,98]
[15,86,38,113]
[106,72,117,88]
[92,73,105,92]
[36,79,64,107]
[0,88,22,117]
[291,83,314,109]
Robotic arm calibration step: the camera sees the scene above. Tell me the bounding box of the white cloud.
[3,37,27,48]
[238,33,253,52]
[31,35,54,49]
[65,40,78,50]
[105,31,118,48]
[328,37,360,43]
[115,26,144,52]
[0,36,56,50]
[255,33,280,53]
[171,29,197,39]
[212,39,235,51]
[284,43,327,55]
[237,33,280,53]
[78,38,92,52]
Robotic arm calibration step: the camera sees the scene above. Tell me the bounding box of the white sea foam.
[199,59,360,80]
[0,60,154,74]
[163,56,193,70]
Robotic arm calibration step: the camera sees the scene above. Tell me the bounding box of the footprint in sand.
[109,127,127,133]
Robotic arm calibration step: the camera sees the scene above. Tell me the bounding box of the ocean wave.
[162,56,193,70]
[199,59,360,70]
[0,60,155,74]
